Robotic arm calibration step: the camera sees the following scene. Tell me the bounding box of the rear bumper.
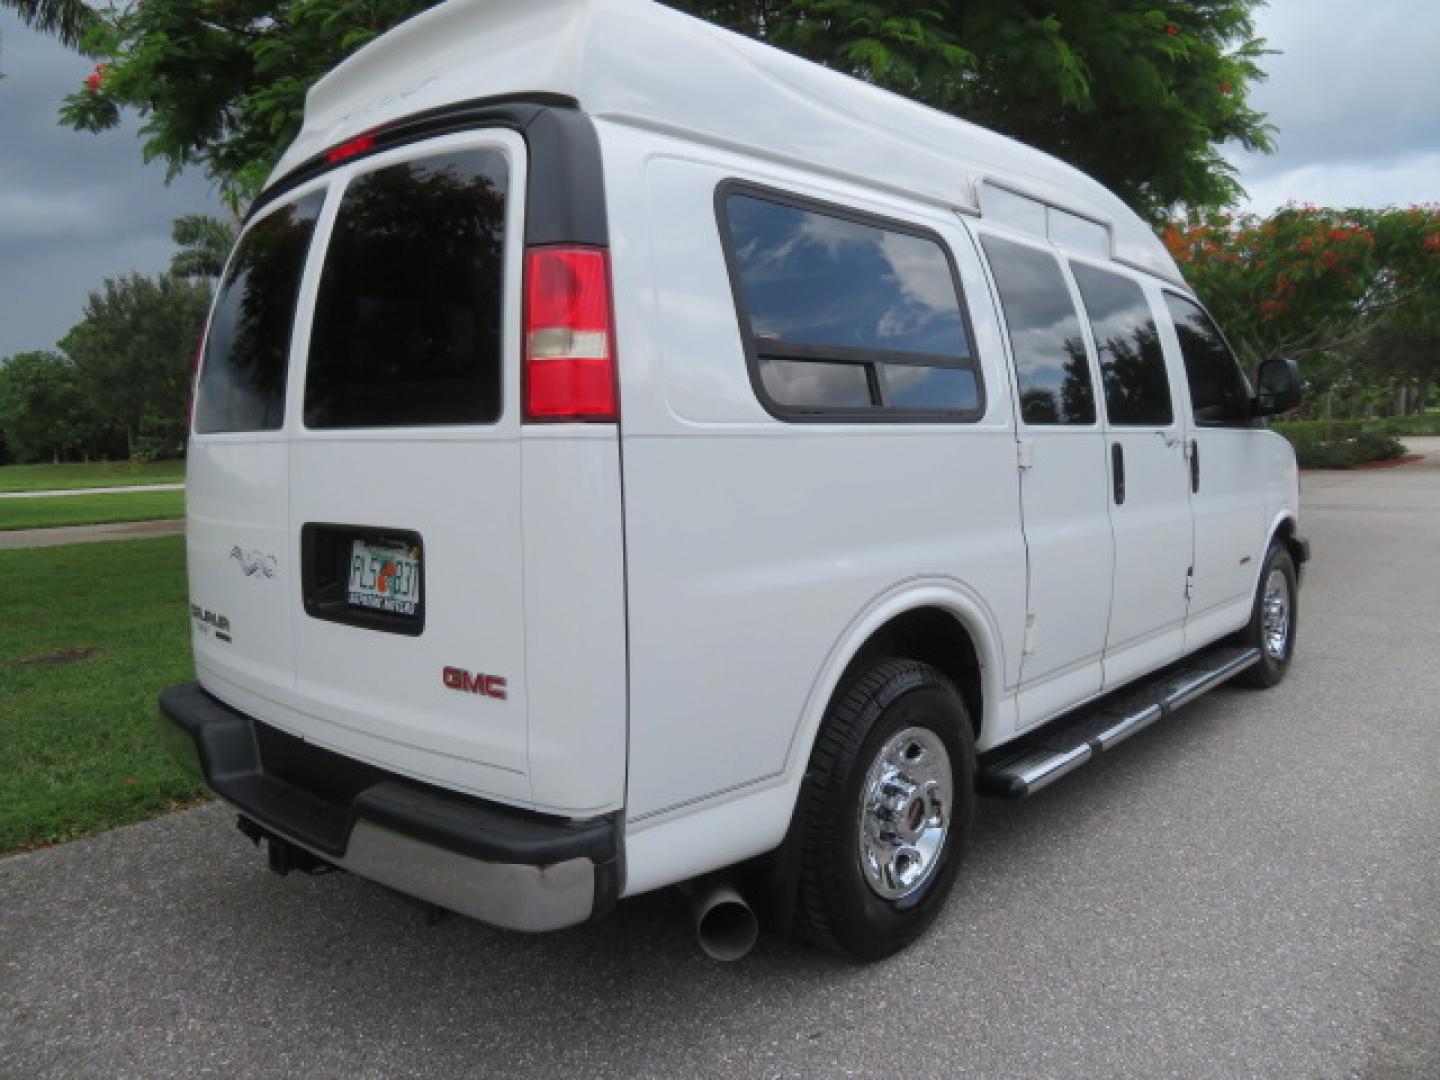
[158,682,621,931]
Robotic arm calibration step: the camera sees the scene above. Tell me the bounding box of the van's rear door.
[287,133,532,804]
[191,130,536,806]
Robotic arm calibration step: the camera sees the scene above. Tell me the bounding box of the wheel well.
[844,607,983,737]
[1273,517,1305,577]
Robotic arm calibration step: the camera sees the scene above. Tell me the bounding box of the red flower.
[1220,81,1232,94]
[84,62,107,93]
[1166,24,1180,36]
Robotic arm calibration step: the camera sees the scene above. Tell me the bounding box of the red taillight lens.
[523,246,618,422]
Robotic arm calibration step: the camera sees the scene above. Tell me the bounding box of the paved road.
[0,518,184,549]
[3,455,1438,1079]
[0,482,185,499]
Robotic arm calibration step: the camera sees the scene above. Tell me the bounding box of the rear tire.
[795,658,975,961]
[1236,543,1298,688]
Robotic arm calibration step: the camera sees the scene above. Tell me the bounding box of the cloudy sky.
[1,1,1438,360]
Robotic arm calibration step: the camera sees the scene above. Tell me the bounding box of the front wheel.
[1236,543,1298,688]
[795,658,975,961]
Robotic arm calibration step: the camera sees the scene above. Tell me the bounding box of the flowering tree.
[1164,205,1440,413]
[1164,205,1440,362]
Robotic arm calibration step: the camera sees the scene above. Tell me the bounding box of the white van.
[161,0,1308,961]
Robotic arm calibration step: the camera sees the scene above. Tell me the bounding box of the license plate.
[347,539,421,616]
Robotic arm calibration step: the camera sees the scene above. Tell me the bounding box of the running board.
[978,645,1261,798]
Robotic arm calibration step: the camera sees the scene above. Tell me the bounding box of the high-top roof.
[273,0,1182,284]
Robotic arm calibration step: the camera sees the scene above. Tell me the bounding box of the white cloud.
[1230,0,1440,211]
[1235,151,1440,215]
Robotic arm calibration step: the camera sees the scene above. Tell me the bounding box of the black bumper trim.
[1291,534,1311,564]
[158,682,619,877]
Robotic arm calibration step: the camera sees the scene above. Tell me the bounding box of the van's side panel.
[602,121,1025,837]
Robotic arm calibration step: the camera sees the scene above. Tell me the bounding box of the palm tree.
[2,0,99,51]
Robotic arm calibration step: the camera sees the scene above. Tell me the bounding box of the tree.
[1165,206,1440,361]
[1165,205,1440,415]
[1,0,97,51]
[170,214,236,280]
[59,273,213,457]
[0,350,101,463]
[53,0,1271,218]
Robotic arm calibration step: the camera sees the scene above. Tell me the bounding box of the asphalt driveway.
[2,450,1438,1079]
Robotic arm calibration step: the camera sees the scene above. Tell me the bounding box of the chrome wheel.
[857,726,952,901]
[1262,567,1291,660]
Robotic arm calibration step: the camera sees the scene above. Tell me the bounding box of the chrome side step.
[978,645,1261,798]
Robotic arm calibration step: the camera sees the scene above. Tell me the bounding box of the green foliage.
[52,0,1270,216]
[1166,205,1440,365]
[170,214,236,280]
[1166,205,1440,421]
[0,0,98,51]
[58,272,212,457]
[0,351,102,464]
[1271,419,1413,469]
[58,0,440,210]
[0,537,203,853]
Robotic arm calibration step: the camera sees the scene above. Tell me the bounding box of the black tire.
[795,657,975,961]
[1235,543,1298,688]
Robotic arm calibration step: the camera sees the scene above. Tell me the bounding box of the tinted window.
[722,190,982,418]
[304,150,507,428]
[759,359,871,409]
[726,195,970,359]
[981,235,1094,425]
[194,193,323,433]
[1070,263,1173,426]
[1164,293,1250,427]
[878,364,980,411]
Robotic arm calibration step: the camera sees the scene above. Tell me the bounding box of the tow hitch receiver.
[237,815,338,877]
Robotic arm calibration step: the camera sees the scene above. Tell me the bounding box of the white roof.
[274,0,1183,285]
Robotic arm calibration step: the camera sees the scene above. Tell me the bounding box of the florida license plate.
[347,539,421,615]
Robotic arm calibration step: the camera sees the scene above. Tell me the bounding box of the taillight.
[523,246,618,422]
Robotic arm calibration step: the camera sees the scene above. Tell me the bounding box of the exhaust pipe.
[680,875,759,962]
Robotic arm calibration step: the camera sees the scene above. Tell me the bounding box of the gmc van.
[161,0,1308,961]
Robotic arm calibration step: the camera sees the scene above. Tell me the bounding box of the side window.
[194,192,324,433]
[979,235,1094,425]
[304,150,508,429]
[1070,263,1173,427]
[719,187,983,420]
[1164,293,1251,427]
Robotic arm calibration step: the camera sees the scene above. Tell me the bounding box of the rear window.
[303,150,508,429]
[719,186,983,420]
[194,193,324,433]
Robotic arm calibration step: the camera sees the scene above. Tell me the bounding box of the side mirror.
[1253,357,1302,416]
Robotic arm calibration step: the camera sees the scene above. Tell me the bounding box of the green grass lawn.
[0,489,185,531]
[0,536,206,855]
[0,459,185,493]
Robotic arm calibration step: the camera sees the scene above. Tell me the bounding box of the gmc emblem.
[442,666,508,700]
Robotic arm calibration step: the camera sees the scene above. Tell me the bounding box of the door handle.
[1190,439,1200,493]
[1112,441,1125,505]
